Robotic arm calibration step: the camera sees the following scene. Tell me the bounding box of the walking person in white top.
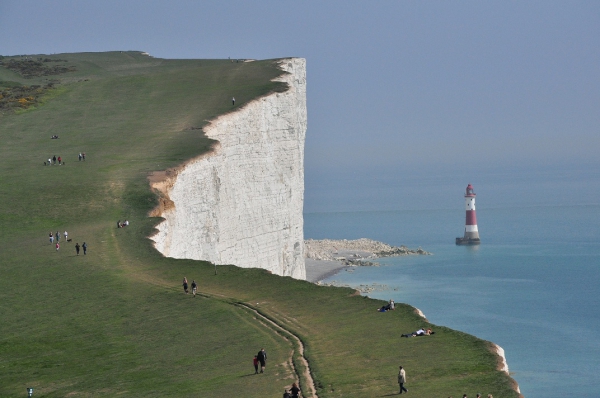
[398,365,408,394]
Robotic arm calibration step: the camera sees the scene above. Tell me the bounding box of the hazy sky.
[2,1,599,210]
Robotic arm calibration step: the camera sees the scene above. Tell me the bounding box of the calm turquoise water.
[304,170,600,397]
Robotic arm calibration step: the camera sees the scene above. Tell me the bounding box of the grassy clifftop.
[0,51,519,397]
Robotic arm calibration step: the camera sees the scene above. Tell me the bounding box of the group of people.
[46,155,63,166]
[250,347,299,397]
[282,382,300,398]
[253,348,268,374]
[44,153,86,166]
[117,220,129,228]
[378,299,395,312]
[74,242,87,255]
[456,394,493,398]
[182,277,198,296]
[49,230,67,243]
[49,231,86,254]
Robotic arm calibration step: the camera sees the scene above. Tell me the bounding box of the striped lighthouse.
[456,183,481,245]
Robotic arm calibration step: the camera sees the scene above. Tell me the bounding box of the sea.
[304,164,600,397]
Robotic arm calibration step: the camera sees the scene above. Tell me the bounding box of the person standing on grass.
[53,155,57,164]
[191,280,197,296]
[58,156,62,165]
[232,97,235,106]
[64,231,68,241]
[78,153,82,161]
[182,277,189,294]
[253,355,259,374]
[56,242,60,251]
[82,152,86,161]
[49,232,54,244]
[56,231,60,242]
[257,348,267,373]
[82,242,87,255]
[75,243,80,255]
[398,365,408,394]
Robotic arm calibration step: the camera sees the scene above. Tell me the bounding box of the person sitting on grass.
[383,299,395,310]
[377,299,395,312]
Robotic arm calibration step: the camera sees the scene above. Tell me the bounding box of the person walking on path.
[398,365,408,394]
[49,232,54,244]
[257,348,267,373]
[191,280,197,296]
[82,242,87,255]
[56,242,60,251]
[253,355,259,374]
[75,243,80,255]
[290,383,300,398]
[232,97,235,106]
[182,277,189,294]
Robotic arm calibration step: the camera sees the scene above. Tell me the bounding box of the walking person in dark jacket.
[257,348,267,373]
[290,382,300,398]
[75,243,80,255]
[82,242,87,255]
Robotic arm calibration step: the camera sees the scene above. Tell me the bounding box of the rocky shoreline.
[304,238,431,283]
[305,238,431,266]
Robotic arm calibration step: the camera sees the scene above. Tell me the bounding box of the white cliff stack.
[151,58,306,279]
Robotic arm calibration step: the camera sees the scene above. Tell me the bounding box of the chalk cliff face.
[151,58,306,279]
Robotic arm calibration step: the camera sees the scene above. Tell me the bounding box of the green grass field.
[0,52,520,397]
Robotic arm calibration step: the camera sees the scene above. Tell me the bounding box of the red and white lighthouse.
[456,183,481,245]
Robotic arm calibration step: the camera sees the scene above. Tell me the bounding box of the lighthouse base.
[456,237,481,245]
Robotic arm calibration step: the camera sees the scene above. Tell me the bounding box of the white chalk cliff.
[151,58,306,279]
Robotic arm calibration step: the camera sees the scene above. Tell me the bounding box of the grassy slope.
[0,52,519,397]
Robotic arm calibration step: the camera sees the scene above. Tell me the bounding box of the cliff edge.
[150,58,306,279]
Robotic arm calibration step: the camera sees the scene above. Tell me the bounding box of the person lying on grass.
[401,328,434,337]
